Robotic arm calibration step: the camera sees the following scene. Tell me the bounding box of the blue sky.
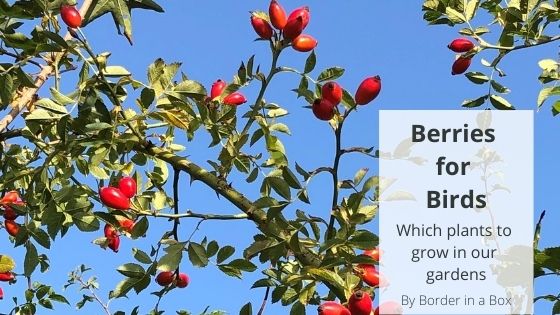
[1,1,558,314]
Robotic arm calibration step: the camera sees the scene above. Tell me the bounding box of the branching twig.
[75,277,111,315]
[0,0,95,133]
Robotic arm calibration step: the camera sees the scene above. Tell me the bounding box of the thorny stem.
[137,210,249,220]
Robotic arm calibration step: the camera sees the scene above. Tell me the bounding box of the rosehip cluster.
[317,290,373,315]
[155,270,190,289]
[208,79,247,106]
[250,1,318,52]
[60,4,82,29]
[99,176,137,210]
[311,76,381,121]
[1,191,25,238]
[447,38,475,75]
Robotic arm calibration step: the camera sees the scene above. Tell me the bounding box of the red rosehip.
[312,99,335,121]
[118,176,137,199]
[348,290,372,315]
[99,187,130,210]
[0,286,3,300]
[251,15,273,39]
[363,247,381,262]
[287,6,310,29]
[448,38,475,53]
[223,92,247,106]
[176,272,189,288]
[4,220,19,237]
[107,234,120,253]
[2,206,17,221]
[374,301,403,315]
[291,34,317,52]
[269,0,287,30]
[155,271,175,286]
[355,76,381,105]
[321,82,343,105]
[317,301,351,315]
[283,16,304,41]
[117,218,135,234]
[0,191,19,204]
[104,224,118,238]
[60,5,82,28]
[357,264,381,287]
[210,79,227,100]
[0,272,14,282]
[451,56,472,75]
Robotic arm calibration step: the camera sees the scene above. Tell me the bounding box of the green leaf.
[173,80,207,99]
[83,0,134,44]
[537,86,560,107]
[132,248,152,264]
[348,230,379,249]
[282,167,302,189]
[353,168,368,186]
[267,177,291,200]
[465,0,480,21]
[72,213,100,232]
[117,263,145,278]
[307,268,345,295]
[239,303,252,315]
[188,242,209,267]
[157,244,184,271]
[225,259,257,272]
[130,217,148,239]
[102,66,131,77]
[465,72,489,84]
[50,88,75,105]
[24,243,39,276]
[490,80,510,94]
[462,96,487,108]
[490,95,515,110]
[538,59,558,71]
[217,246,235,264]
[291,302,306,315]
[317,67,345,82]
[35,98,68,114]
[304,51,317,74]
[446,7,467,23]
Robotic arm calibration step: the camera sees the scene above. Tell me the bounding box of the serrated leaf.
[188,242,209,267]
[217,246,235,264]
[304,51,316,74]
[117,263,145,278]
[317,67,345,82]
[465,72,489,84]
[462,96,487,108]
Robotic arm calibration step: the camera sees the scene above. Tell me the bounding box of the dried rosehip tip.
[448,38,475,53]
[452,56,472,75]
[250,15,273,39]
[269,0,287,30]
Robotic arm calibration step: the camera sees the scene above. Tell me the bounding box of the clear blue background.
[1,1,558,314]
